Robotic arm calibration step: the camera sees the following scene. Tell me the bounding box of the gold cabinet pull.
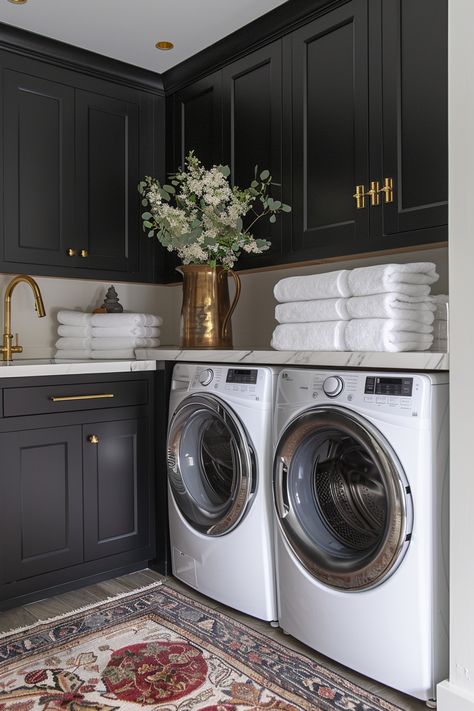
[378,177,394,204]
[80,249,89,258]
[67,248,77,257]
[88,434,99,444]
[367,180,380,207]
[353,184,367,209]
[50,393,115,402]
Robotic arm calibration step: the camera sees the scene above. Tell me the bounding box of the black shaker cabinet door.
[3,69,75,268]
[172,71,223,171]
[0,426,83,583]
[223,41,290,268]
[374,0,448,240]
[83,418,149,561]
[291,0,370,259]
[75,90,140,273]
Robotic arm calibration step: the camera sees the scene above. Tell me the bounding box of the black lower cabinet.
[0,372,159,610]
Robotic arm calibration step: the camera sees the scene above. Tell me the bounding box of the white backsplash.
[0,245,448,357]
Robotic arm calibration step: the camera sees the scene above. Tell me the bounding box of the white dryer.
[167,363,279,622]
[273,369,449,702]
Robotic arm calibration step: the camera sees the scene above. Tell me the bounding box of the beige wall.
[0,245,448,356]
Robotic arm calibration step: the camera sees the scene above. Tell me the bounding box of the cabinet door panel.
[75,90,140,272]
[173,72,223,170]
[223,41,289,267]
[0,426,83,583]
[83,419,149,560]
[3,70,75,266]
[292,0,370,257]
[380,0,448,234]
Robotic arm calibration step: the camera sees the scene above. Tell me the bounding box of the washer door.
[274,406,412,591]
[167,393,256,536]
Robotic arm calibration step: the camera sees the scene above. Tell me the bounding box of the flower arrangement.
[138,151,291,269]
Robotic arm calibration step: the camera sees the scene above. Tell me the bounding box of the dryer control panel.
[181,364,274,404]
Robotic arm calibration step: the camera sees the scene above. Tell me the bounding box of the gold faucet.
[1,275,46,361]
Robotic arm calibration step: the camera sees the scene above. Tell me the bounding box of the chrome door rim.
[167,393,255,536]
[274,406,411,591]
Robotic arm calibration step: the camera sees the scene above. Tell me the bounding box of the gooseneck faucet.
[1,275,46,361]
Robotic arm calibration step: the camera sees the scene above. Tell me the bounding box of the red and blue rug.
[0,582,406,710]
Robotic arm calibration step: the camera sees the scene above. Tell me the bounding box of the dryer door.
[167,393,256,536]
[274,406,412,590]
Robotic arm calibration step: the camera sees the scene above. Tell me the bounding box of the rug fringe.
[0,580,163,640]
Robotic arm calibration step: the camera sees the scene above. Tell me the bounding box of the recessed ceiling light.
[7,0,28,4]
[155,41,174,51]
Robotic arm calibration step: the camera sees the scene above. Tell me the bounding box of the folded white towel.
[91,349,136,359]
[55,337,92,349]
[54,349,91,359]
[275,293,436,325]
[271,319,433,352]
[91,326,161,338]
[57,325,91,337]
[431,294,448,320]
[57,310,92,326]
[91,337,160,349]
[274,263,439,302]
[90,313,163,327]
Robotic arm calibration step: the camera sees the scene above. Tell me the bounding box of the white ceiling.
[0,0,289,73]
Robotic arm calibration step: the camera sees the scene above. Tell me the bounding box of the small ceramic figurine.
[103,285,123,313]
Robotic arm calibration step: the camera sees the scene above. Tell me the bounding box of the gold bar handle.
[50,393,115,402]
[367,180,380,207]
[378,177,394,204]
[353,184,367,209]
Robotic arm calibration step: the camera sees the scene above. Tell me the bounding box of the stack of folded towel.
[430,294,448,352]
[271,263,440,352]
[55,311,162,359]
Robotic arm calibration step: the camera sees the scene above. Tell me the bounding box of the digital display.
[364,376,413,396]
[226,368,258,384]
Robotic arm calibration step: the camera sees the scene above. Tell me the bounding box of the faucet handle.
[12,334,23,354]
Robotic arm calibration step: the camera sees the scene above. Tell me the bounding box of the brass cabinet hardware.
[80,249,89,258]
[67,248,77,257]
[367,180,380,206]
[49,393,115,402]
[88,434,99,444]
[353,184,367,209]
[378,177,394,203]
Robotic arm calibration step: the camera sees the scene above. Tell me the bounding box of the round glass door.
[274,406,412,590]
[167,394,255,536]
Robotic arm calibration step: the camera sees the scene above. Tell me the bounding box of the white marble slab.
[135,347,449,371]
[0,358,157,379]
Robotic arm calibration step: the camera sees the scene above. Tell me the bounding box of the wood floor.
[0,569,425,711]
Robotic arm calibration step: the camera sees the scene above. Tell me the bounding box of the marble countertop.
[0,358,157,379]
[135,347,449,371]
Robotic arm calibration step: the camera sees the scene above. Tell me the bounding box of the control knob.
[323,375,344,397]
[199,368,214,386]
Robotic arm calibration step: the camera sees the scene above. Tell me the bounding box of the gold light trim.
[155,41,174,50]
[7,0,28,4]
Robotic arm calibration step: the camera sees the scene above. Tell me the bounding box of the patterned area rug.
[0,583,405,711]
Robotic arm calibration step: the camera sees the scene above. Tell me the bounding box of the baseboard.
[438,680,474,710]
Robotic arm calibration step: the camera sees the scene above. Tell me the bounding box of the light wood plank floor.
[0,569,426,711]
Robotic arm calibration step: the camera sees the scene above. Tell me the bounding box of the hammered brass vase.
[177,265,241,348]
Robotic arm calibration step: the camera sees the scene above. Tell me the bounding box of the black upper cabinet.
[171,72,223,171]
[0,38,164,283]
[75,89,140,273]
[3,69,75,268]
[222,41,290,267]
[371,0,448,242]
[291,0,371,258]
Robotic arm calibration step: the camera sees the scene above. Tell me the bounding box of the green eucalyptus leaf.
[217,164,231,178]
[273,200,282,209]
[148,230,154,237]
[141,198,148,207]
[260,169,270,181]
[143,220,153,228]
[281,204,292,213]
[163,184,176,193]
[269,214,277,224]
[251,180,259,188]
[141,212,152,220]
[159,189,171,201]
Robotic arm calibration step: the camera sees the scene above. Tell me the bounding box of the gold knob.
[80,249,89,258]
[88,434,99,444]
[67,248,77,257]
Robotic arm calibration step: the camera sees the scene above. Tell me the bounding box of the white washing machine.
[167,362,279,622]
[273,369,449,702]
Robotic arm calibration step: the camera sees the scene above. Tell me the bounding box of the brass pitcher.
[177,265,241,348]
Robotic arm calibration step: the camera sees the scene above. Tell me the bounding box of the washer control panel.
[182,364,273,404]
